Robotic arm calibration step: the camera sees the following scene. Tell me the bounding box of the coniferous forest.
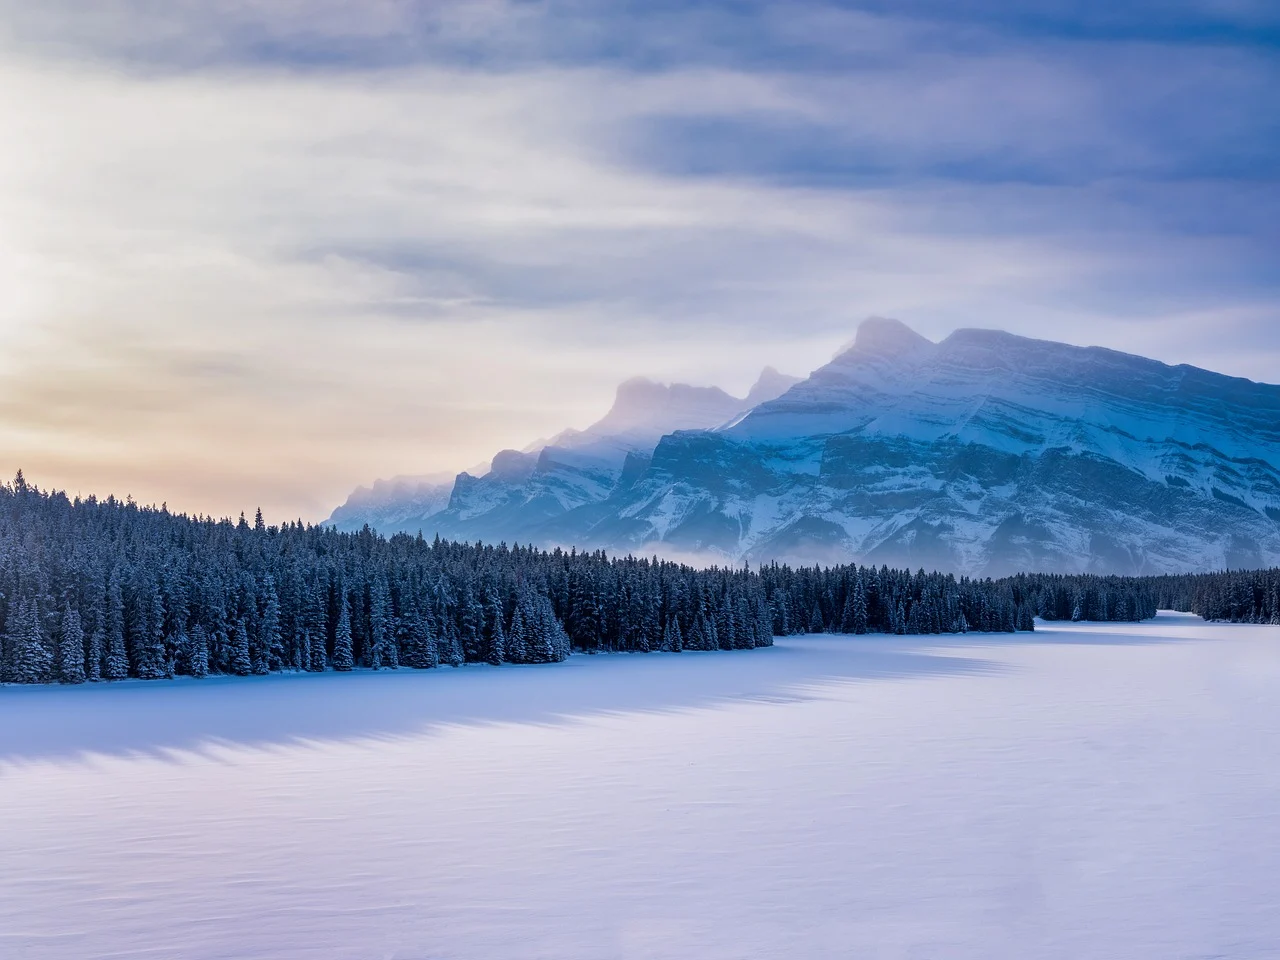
[0,474,1275,685]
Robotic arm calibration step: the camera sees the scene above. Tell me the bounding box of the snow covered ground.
[2,612,1278,959]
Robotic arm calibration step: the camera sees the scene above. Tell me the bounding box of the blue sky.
[0,0,1276,518]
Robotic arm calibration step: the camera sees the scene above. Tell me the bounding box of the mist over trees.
[0,474,1273,685]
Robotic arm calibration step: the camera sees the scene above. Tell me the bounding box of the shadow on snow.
[0,612,1218,766]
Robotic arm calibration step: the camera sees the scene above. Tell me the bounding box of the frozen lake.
[2,612,1278,959]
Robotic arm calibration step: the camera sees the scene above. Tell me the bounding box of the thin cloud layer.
[0,0,1275,520]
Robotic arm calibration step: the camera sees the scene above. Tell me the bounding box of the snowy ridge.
[328,319,1280,574]
[326,367,801,538]
[636,320,1280,573]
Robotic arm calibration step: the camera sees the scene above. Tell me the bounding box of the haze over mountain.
[330,319,1280,575]
[328,367,801,538]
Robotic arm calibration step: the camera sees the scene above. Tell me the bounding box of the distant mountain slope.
[326,367,801,537]
[326,473,458,534]
[329,319,1280,574]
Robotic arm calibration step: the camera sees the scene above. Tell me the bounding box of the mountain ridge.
[329,320,1280,575]
[326,366,801,538]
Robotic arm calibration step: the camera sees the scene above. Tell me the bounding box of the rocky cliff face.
[329,319,1280,574]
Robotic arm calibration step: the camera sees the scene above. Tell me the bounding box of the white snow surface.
[2,613,1279,959]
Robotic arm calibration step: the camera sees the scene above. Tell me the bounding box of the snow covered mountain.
[597,319,1280,574]
[326,472,458,535]
[326,367,801,539]
[330,318,1280,574]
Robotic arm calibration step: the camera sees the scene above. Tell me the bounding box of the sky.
[1,0,1277,521]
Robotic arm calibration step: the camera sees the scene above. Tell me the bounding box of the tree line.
[0,474,1270,685]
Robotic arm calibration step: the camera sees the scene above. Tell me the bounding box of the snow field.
[1,613,1278,959]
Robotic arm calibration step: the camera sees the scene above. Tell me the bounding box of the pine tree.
[58,603,86,684]
[734,596,753,649]
[104,575,129,680]
[754,604,774,647]
[486,599,505,666]
[135,588,168,680]
[260,580,283,672]
[688,611,708,651]
[1017,603,1036,632]
[188,625,210,678]
[459,581,483,662]
[851,574,868,635]
[412,608,440,668]
[808,601,824,634]
[506,604,529,664]
[9,597,53,683]
[85,628,103,682]
[664,615,683,653]
[421,613,440,668]
[228,618,252,676]
[443,623,464,668]
[532,595,565,663]
[332,598,354,672]
[369,574,393,670]
[717,595,735,650]
[840,585,857,633]
[307,581,328,672]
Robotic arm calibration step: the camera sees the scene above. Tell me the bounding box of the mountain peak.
[746,366,802,407]
[850,317,934,359]
[588,377,739,438]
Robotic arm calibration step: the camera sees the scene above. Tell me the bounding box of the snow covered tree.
[104,575,129,681]
[58,603,85,684]
[85,627,103,682]
[228,618,252,676]
[485,598,505,666]
[9,473,1217,692]
[506,604,529,664]
[260,579,283,673]
[134,587,168,680]
[7,597,52,684]
[663,615,683,653]
[188,625,210,678]
[332,597,354,672]
[307,580,328,672]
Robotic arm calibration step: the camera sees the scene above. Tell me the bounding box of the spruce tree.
[332,598,354,672]
[9,597,53,683]
[486,600,505,666]
[808,602,824,634]
[58,603,86,684]
[136,588,168,680]
[369,574,392,670]
[506,604,528,664]
[307,582,328,672]
[260,581,283,672]
[85,628,103,682]
[443,625,464,668]
[664,615,683,653]
[104,576,129,680]
[851,574,868,635]
[188,625,210,678]
[228,618,252,676]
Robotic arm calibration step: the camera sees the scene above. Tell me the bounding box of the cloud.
[0,1,1275,521]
